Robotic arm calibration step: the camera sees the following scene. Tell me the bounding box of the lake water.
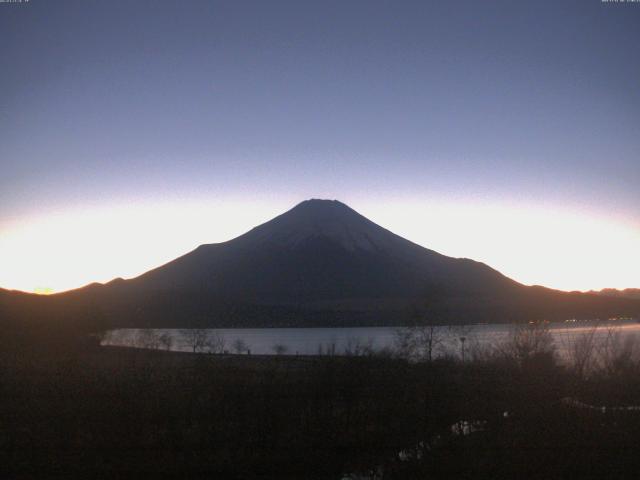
[102,320,640,360]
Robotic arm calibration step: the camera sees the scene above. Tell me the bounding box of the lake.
[102,320,640,360]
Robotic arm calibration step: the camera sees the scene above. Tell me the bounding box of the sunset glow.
[1,197,637,294]
[1,1,638,295]
[3,2,640,477]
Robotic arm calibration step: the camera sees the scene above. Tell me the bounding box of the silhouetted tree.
[232,338,248,354]
[158,332,173,351]
[181,328,210,353]
[137,329,161,349]
[204,332,225,354]
[394,323,444,362]
[272,343,288,355]
[496,322,556,369]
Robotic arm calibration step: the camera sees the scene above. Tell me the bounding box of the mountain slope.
[2,199,639,329]
[129,199,520,303]
[592,288,640,300]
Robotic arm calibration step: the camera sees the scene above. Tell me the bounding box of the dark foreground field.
[3,339,640,479]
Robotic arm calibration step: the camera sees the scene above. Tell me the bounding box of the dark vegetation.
[2,284,639,333]
[3,323,640,479]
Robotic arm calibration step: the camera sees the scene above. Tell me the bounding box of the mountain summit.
[236,199,405,252]
[4,199,638,329]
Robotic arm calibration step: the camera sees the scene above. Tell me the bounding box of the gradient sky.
[1,0,639,293]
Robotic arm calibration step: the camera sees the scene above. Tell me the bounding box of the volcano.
[3,200,640,329]
[129,199,520,302]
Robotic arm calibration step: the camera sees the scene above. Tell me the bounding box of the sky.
[0,0,639,294]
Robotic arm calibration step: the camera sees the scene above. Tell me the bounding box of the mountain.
[2,199,640,331]
[130,199,521,302]
[0,286,110,349]
[592,288,640,300]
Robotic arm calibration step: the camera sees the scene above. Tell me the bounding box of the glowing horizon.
[1,197,637,295]
[2,3,638,296]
